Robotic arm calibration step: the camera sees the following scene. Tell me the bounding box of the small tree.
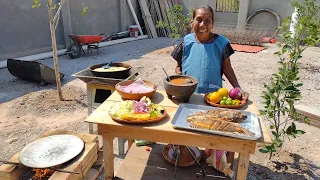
[259,0,320,158]
[156,5,193,44]
[32,0,87,100]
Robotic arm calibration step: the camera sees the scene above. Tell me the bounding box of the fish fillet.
[189,109,247,123]
[187,110,253,136]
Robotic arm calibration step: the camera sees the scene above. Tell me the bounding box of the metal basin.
[89,62,132,79]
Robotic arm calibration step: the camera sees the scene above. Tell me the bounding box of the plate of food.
[109,96,167,123]
[171,104,261,140]
[204,88,246,109]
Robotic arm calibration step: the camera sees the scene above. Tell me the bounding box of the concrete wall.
[179,0,238,23]
[178,0,308,28]
[0,0,142,61]
[0,0,65,60]
[69,0,142,36]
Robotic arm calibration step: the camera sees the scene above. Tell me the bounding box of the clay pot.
[162,144,202,167]
[163,75,198,103]
[115,80,156,100]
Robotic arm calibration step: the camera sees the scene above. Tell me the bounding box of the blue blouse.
[182,33,229,93]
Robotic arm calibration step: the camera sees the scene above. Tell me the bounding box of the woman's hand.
[236,88,249,100]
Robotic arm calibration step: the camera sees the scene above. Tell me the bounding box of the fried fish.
[189,109,247,123]
[187,109,253,136]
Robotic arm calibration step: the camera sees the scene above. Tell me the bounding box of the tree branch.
[54,12,60,29]
[53,0,65,24]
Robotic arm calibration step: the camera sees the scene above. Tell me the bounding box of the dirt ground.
[0,38,319,180]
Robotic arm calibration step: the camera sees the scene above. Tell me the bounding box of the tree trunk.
[47,0,64,101]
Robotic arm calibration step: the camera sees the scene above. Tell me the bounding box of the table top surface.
[85,90,272,144]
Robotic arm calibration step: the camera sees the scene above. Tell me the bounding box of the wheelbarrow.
[7,59,65,85]
[66,31,130,59]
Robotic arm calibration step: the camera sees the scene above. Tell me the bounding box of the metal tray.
[171,104,262,140]
[72,67,142,86]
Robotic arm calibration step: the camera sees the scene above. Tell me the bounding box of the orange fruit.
[209,92,222,103]
[218,88,229,97]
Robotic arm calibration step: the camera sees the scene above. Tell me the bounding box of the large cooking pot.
[89,62,132,79]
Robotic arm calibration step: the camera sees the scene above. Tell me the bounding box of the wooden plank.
[138,0,158,38]
[102,133,114,180]
[79,154,98,180]
[83,168,99,180]
[75,142,98,164]
[115,144,230,180]
[49,162,82,180]
[162,0,172,26]
[49,142,98,180]
[128,139,134,149]
[127,0,144,35]
[0,153,26,179]
[227,152,235,170]
[236,152,250,180]
[158,0,170,37]
[93,151,104,167]
[153,0,167,37]
[99,124,256,154]
[295,104,320,127]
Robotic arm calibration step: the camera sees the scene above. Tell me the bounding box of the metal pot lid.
[19,135,84,168]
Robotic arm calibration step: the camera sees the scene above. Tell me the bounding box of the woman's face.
[192,8,213,39]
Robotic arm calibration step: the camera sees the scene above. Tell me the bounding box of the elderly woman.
[171,5,248,99]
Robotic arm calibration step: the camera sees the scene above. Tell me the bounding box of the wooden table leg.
[102,132,114,180]
[127,139,134,149]
[87,84,94,134]
[227,152,235,170]
[236,152,250,180]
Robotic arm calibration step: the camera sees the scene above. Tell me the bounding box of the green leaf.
[259,148,270,153]
[273,139,283,147]
[265,145,273,150]
[32,5,37,8]
[271,131,278,137]
[270,125,275,129]
[296,130,305,135]
[81,6,88,16]
[286,126,292,135]
[304,117,311,125]
[292,122,296,131]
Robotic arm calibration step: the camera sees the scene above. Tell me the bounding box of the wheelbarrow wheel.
[67,43,81,59]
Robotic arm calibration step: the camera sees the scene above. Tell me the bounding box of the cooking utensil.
[102,57,117,69]
[162,67,170,81]
[185,146,206,176]
[19,135,84,168]
[0,160,80,174]
[89,62,132,78]
[173,145,180,179]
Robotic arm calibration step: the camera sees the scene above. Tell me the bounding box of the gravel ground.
[0,38,319,179]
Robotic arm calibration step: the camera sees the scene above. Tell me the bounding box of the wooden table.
[85,90,272,180]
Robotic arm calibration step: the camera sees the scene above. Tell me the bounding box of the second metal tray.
[171,103,262,140]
